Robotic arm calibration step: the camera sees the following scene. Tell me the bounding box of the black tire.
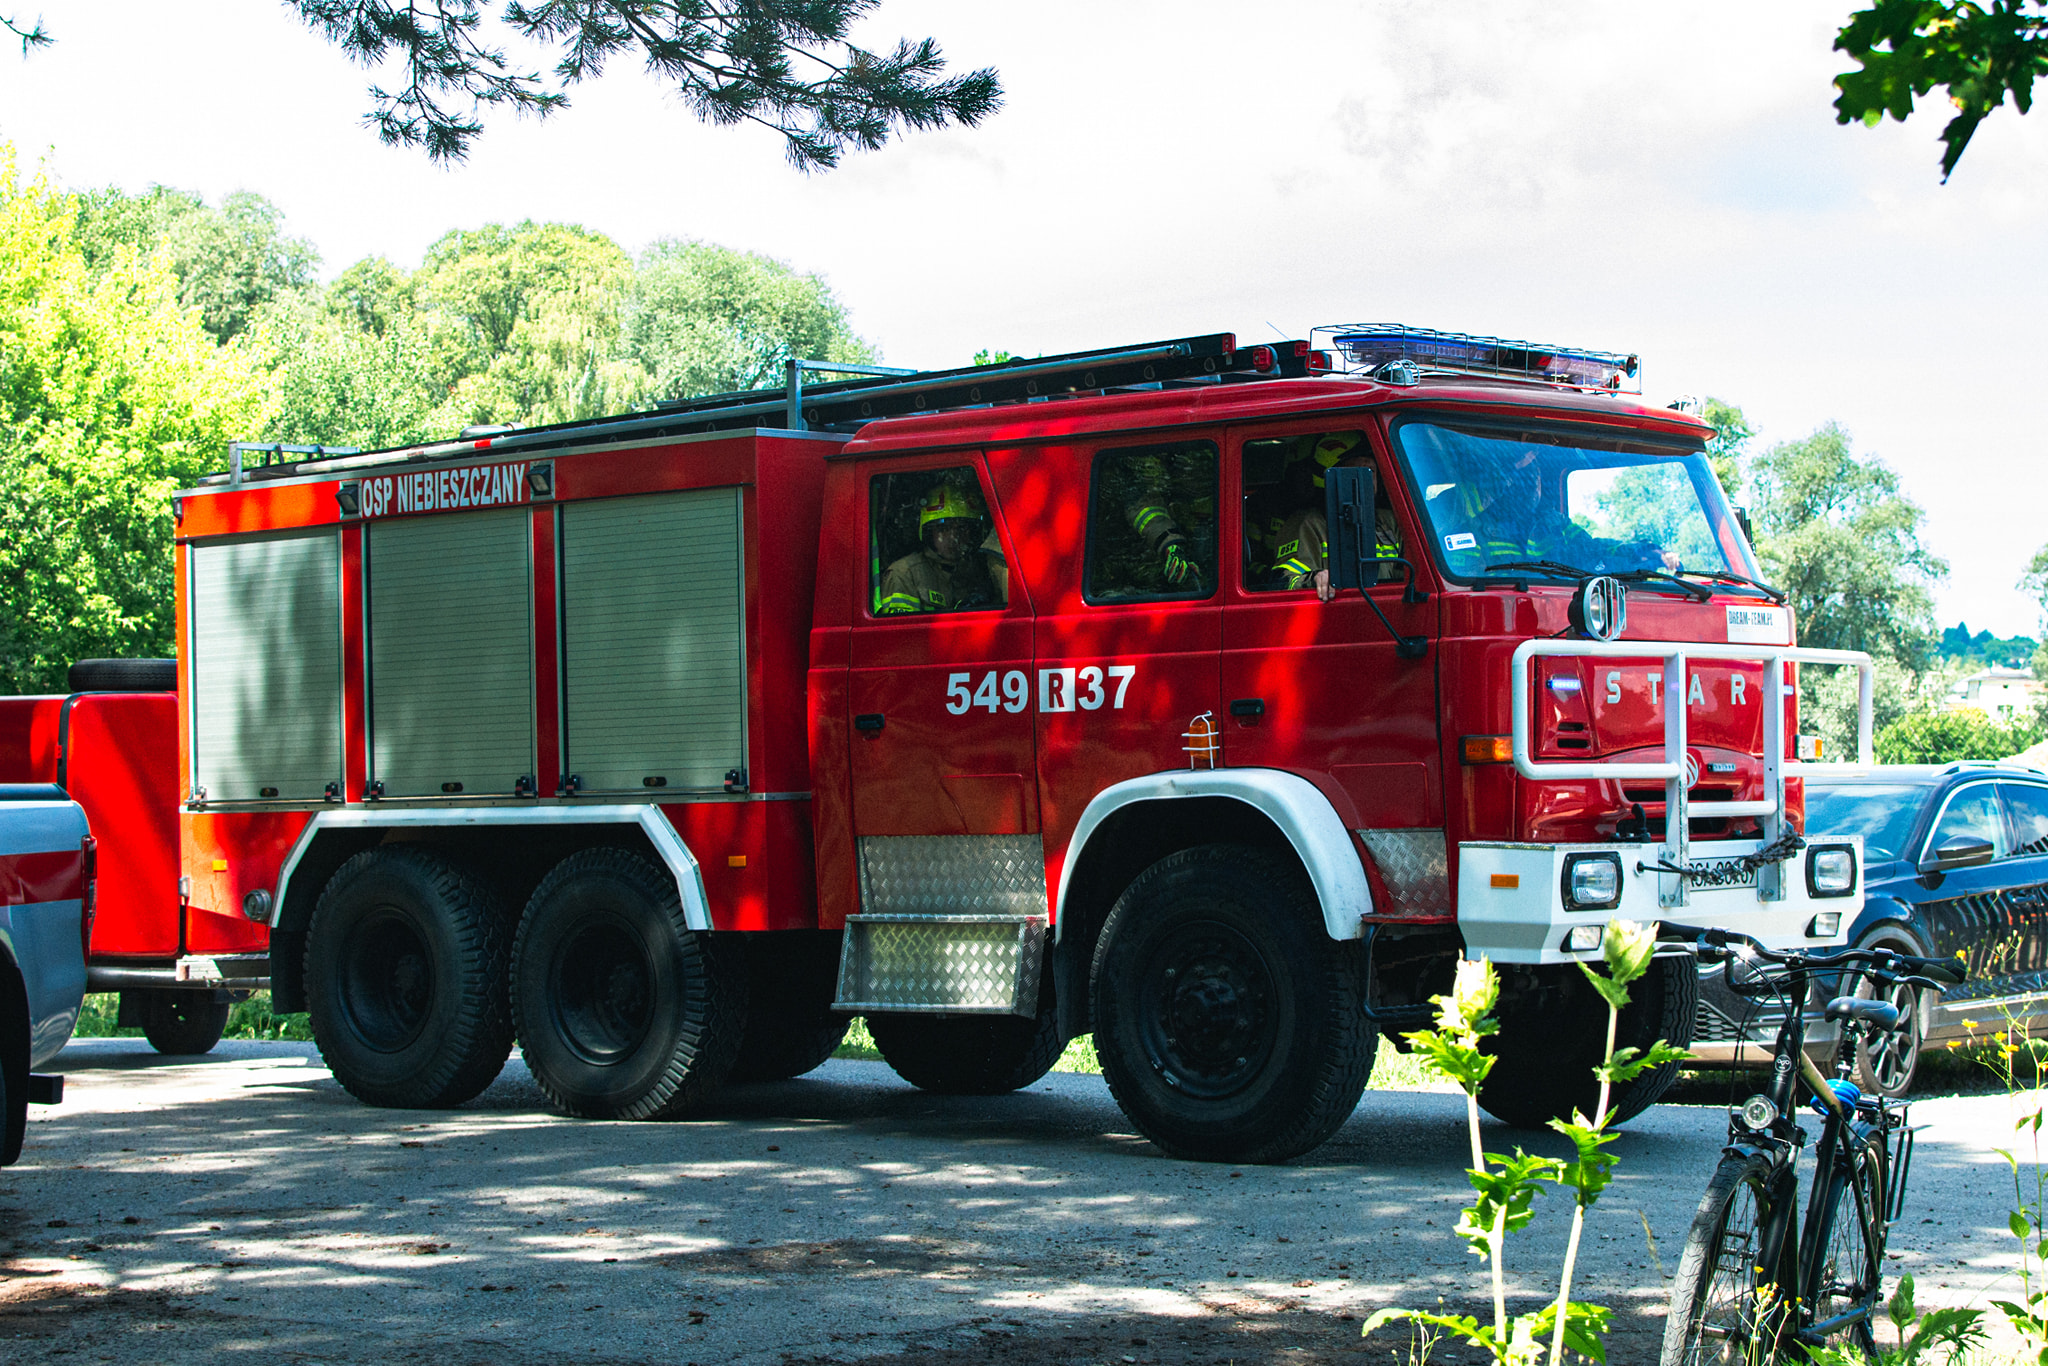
[729,932,849,1083]
[1808,1140,1887,1359]
[1479,955,1697,1129]
[136,991,230,1055]
[1088,845,1374,1164]
[0,1009,19,1168]
[867,1005,1062,1096]
[510,848,745,1119]
[305,847,514,1108]
[67,658,175,692]
[1662,1151,1794,1365]
[1849,938,1924,1098]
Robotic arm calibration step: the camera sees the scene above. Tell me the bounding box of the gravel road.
[0,1039,2025,1364]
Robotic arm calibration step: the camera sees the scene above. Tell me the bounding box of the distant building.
[1947,666,2044,722]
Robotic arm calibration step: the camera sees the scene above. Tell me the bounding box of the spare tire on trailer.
[134,990,231,1055]
[67,658,176,692]
[1478,955,1697,1129]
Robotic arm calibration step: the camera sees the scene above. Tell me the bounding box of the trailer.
[167,327,1871,1161]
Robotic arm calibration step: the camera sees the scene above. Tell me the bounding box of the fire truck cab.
[174,327,1870,1162]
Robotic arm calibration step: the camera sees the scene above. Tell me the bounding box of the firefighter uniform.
[1274,507,1404,589]
[877,548,997,613]
[1101,446,1215,593]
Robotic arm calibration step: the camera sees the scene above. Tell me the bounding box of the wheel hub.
[340,907,435,1053]
[1140,924,1276,1099]
[551,916,656,1064]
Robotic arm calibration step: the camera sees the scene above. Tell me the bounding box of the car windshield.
[1393,419,1757,584]
[1804,783,1928,863]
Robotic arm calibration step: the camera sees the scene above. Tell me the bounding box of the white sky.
[4,1,2045,637]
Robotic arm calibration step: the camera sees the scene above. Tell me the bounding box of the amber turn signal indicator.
[1461,735,1514,765]
[1490,873,1520,889]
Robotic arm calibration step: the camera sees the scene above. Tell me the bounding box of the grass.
[71,991,315,1043]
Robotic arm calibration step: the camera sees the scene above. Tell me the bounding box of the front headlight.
[1738,1094,1779,1131]
[1806,845,1857,898]
[1562,852,1622,910]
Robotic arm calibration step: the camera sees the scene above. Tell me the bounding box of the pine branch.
[2,11,52,55]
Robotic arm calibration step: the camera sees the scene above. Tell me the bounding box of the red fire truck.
[167,327,1871,1162]
[1,662,264,1054]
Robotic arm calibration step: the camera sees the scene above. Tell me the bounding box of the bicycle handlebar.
[1658,922,1968,989]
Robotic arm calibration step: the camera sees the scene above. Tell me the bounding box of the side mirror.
[1919,834,1995,875]
[1323,464,1378,594]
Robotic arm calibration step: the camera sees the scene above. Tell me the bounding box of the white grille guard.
[1455,638,1873,963]
[1507,637,1874,912]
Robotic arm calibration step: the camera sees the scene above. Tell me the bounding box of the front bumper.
[1457,835,1862,965]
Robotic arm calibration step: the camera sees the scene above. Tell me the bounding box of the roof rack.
[1312,324,1640,393]
[214,333,1312,483]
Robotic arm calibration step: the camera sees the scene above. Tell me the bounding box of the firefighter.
[1103,446,1214,592]
[1272,433,1402,601]
[877,483,1000,614]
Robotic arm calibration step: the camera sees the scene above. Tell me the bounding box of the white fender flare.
[1055,769,1371,940]
[271,805,713,930]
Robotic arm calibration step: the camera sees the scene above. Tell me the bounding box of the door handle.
[1229,698,1265,717]
[854,713,885,732]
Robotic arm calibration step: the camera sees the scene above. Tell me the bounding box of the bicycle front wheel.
[1809,1139,1886,1358]
[1662,1151,1792,1365]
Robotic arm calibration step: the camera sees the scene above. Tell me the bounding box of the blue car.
[1692,760,2048,1096]
[1,783,90,1165]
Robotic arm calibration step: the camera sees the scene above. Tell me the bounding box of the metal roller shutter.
[189,529,342,802]
[561,489,745,794]
[369,508,534,797]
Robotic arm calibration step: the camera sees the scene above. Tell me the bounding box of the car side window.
[1084,440,1218,603]
[868,468,1007,617]
[1239,430,1402,591]
[2001,783,2048,856]
[1925,783,2010,861]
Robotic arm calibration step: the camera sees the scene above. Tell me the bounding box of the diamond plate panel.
[836,916,1047,1015]
[1359,829,1451,916]
[856,835,1048,917]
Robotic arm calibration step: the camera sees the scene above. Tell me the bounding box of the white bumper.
[1456,835,1862,964]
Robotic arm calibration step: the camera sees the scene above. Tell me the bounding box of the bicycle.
[1658,924,1968,1365]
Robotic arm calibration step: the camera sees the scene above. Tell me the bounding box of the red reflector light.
[1250,345,1275,371]
[79,834,98,957]
[1461,735,1514,764]
[473,438,493,449]
[1305,350,1335,374]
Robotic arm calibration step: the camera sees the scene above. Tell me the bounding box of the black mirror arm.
[1350,545,1427,657]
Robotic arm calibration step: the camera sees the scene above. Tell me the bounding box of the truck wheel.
[867,1006,1062,1095]
[729,932,848,1083]
[510,849,744,1119]
[0,1004,21,1167]
[1089,845,1375,1163]
[306,847,514,1108]
[136,991,230,1055]
[1479,955,1697,1129]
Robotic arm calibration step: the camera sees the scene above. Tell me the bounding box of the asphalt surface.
[0,1039,2027,1364]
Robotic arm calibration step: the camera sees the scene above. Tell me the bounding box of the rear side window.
[2002,782,2048,856]
[1084,440,1218,603]
[1925,783,2010,861]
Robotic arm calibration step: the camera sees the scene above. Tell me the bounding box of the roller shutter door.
[561,489,745,793]
[369,508,534,797]
[189,529,342,802]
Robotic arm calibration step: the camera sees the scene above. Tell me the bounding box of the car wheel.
[1850,937,1924,1098]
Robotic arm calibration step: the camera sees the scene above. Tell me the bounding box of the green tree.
[1750,421,1947,671]
[412,220,645,427]
[0,143,269,692]
[1834,0,2048,180]
[1876,705,2040,763]
[246,291,442,450]
[1700,396,1751,503]
[619,237,874,402]
[73,186,319,343]
[8,2,1001,167]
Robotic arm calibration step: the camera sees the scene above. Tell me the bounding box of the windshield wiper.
[1614,568,1713,602]
[1674,569,1787,604]
[1485,560,1593,580]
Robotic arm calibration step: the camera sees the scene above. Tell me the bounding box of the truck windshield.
[1394,419,1756,586]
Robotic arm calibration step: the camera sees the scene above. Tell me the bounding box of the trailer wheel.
[1089,845,1374,1163]
[510,849,744,1119]
[306,847,514,1108]
[867,1004,1062,1095]
[135,991,231,1055]
[1478,955,1697,1129]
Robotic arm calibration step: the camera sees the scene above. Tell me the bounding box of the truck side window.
[868,468,1007,616]
[1239,430,1401,591]
[1084,441,1218,603]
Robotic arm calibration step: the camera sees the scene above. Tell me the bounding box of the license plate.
[1690,857,1758,890]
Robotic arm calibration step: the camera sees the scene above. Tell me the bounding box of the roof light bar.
[1316,325,1641,392]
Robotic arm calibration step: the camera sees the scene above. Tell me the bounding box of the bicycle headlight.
[1738,1094,1778,1130]
[1561,852,1622,910]
[1806,845,1856,898]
